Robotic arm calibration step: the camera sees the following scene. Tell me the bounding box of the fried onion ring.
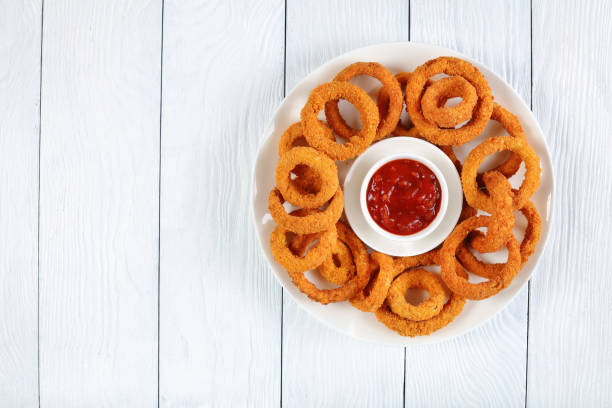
[462,136,541,213]
[405,56,494,145]
[468,171,515,253]
[377,71,413,136]
[458,201,542,277]
[275,146,339,208]
[316,238,355,285]
[421,76,478,128]
[482,103,527,181]
[278,121,336,194]
[349,249,440,313]
[278,121,334,156]
[386,269,447,321]
[517,200,542,266]
[374,264,467,337]
[268,188,344,234]
[270,210,336,274]
[324,62,402,142]
[440,216,521,300]
[286,222,371,304]
[301,82,379,160]
[349,252,396,312]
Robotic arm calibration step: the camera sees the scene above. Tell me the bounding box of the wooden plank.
[158,0,284,406]
[408,1,531,406]
[283,1,407,407]
[38,1,161,405]
[0,0,41,405]
[528,1,612,405]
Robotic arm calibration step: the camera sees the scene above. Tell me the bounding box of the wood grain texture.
[408,1,530,406]
[529,1,612,406]
[283,1,407,407]
[0,0,41,405]
[39,1,161,405]
[158,0,284,406]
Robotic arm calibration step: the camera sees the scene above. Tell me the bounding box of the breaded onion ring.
[316,238,355,285]
[462,136,541,213]
[377,71,412,136]
[290,165,322,194]
[278,121,336,194]
[286,222,371,304]
[349,252,396,312]
[350,249,440,313]
[324,62,402,142]
[459,199,478,222]
[469,171,515,253]
[482,103,528,181]
[517,200,541,266]
[458,201,542,277]
[374,265,467,337]
[421,76,478,128]
[440,216,521,300]
[275,146,339,208]
[386,269,447,321]
[278,121,334,155]
[268,187,343,234]
[405,56,494,145]
[288,231,320,257]
[301,82,379,160]
[394,249,440,272]
[270,210,337,274]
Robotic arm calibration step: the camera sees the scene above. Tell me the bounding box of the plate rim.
[250,41,555,346]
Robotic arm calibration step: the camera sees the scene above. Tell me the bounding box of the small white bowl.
[359,153,449,242]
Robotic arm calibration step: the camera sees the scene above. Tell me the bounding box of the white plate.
[345,136,462,256]
[251,42,554,345]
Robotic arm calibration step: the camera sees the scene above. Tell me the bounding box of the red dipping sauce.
[366,158,441,236]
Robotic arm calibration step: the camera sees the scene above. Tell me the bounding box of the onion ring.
[349,252,396,312]
[421,76,478,128]
[462,136,541,213]
[517,200,542,266]
[468,171,515,253]
[349,249,440,313]
[377,71,413,136]
[458,201,541,277]
[386,269,447,321]
[459,199,478,222]
[288,231,320,257]
[268,187,344,234]
[270,209,337,273]
[278,121,336,194]
[440,216,521,300]
[316,238,356,285]
[286,222,371,304]
[290,165,322,194]
[301,82,379,161]
[324,62,402,142]
[275,146,339,208]
[480,103,528,181]
[405,56,494,145]
[374,265,467,337]
[278,121,334,155]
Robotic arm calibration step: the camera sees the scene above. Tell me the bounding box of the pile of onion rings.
[266,56,542,337]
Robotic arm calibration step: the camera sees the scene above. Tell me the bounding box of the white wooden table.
[1,0,610,406]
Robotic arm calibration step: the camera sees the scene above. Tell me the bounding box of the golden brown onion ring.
[405,56,494,146]
[275,146,339,208]
[301,82,379,161]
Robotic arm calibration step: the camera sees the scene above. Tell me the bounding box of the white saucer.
[344,137,462,256]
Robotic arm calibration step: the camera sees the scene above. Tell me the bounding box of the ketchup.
[366,159,441,236]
